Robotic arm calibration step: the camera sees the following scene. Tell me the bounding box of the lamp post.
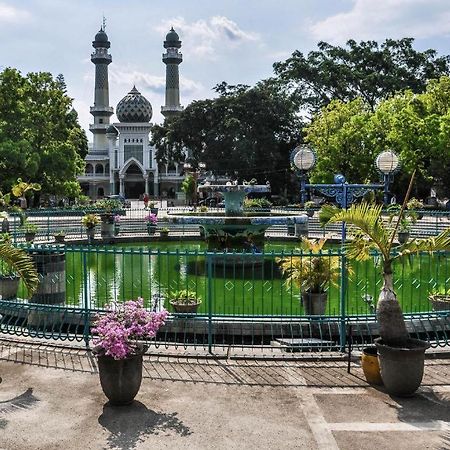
[291,145,316,205]
[375,150,400,205]
[291,146,401,351]
[183,161,206,206]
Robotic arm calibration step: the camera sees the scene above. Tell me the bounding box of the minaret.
[161,27,183,118]
[90,26,113,153]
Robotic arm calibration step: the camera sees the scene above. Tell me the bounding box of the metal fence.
[5,207,450,243]
[1,244,449,354]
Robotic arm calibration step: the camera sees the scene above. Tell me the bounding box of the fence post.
[207,253,213,354]
[82,250,90,348]
[339,250,347,352]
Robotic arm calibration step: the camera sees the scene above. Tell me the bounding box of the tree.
[273,38,450,113]
[304,77,450,198]
[304,98,374,184]
[152,82,302,196]
[181,175,195,203]
[0,68,87,199]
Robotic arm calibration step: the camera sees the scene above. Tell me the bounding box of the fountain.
[168,182,308,252]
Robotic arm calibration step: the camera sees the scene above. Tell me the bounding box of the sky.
[1,0,450,141]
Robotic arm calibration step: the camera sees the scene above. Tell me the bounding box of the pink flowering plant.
[145,213,158,225]
[113,214,121,224]
[92,298,168,359]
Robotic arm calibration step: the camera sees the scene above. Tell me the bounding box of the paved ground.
[0,339,449,450]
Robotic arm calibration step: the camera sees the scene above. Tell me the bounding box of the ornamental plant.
[145,213,158,225]
[113,214,121,224]
[92,298,168,360]
[82,213,100,229]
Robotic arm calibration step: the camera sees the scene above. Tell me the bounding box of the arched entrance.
[124,163,145,199]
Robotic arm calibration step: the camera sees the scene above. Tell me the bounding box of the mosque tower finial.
[90,24,113,154]
[161,27,183,118]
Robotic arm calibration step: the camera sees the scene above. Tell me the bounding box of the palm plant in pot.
[319,200,450,396]
[169,289,202,313]
[92,298,168,405]
[0,231,39,300]
[278,238,341,316]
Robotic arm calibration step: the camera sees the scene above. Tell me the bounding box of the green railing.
[4,206,450,243]
[1,244,449,353]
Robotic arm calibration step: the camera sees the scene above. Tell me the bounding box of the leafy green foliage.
[0,68,87,199]
[273,38,450,113]
[168,289,201,305]
[0,242,39,297]
[152,82,302,195]
[278,238,341,293]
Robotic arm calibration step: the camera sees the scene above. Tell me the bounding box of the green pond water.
[46,241,449,316]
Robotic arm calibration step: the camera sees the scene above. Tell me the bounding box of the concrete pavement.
[0,338,449,450]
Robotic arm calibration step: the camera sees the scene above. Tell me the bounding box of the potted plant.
[304,201,316,217]
[113,214,121,236]
[159,227,169,238]
[148,201,158,216]
[54,231,66,244]
[92,298,168,405]
[145,213,158,235]
[82,214,100,243]
[21,221,38,242]
[407,197,424,220]
[278,238,341,315]
[320,200,450,395]
[428,288,450,311]
[169,289,202,313]
[388,204,417,244]
[0,229,39,301]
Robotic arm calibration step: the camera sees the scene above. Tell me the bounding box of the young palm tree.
[319,202,450,346]
[0,241,39,297]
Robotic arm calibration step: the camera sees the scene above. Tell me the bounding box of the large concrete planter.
[0,276,20,300]
[97,353,143,405]
[375,337,430,396]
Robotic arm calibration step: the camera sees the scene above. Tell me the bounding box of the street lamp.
[183,161,206,206]
[291,145,317,204]
[375,150,400,205]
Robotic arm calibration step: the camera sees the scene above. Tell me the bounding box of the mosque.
[78,26,185,200]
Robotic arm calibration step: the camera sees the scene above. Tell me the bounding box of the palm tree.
[319,202,450,346]
[0,240,39,297]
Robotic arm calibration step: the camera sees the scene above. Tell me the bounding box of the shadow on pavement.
[98,400,191,450]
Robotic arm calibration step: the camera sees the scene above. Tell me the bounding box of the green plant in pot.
[160,227,169,238]
[54,230,66,244]
[82,214,100,243]
[278,238,340,316]
[319,199,450,396]
[428,287,450,311]
[407,197,424,220]
[92,298,168,405]
[21,221,38,242]
[387,204,417,244]
[0,230,39,301]
[169,289,202,313]
[304,201,316,217]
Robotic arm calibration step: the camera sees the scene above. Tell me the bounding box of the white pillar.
[119,176,125,197]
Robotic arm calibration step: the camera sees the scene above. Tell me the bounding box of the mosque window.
[124,144,143,164]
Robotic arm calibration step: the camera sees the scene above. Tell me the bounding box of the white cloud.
[0,2,30,23]
[155,16,260,59]
[310,0,450,44]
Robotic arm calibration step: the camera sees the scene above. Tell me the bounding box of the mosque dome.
[164,27,181,48]
[93,29,110,48]
[116,86,153,123]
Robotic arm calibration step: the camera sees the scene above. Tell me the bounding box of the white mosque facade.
[78,27,185,200]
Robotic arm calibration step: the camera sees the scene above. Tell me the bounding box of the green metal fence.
[1,243,449,353]
[5,207,450,243]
